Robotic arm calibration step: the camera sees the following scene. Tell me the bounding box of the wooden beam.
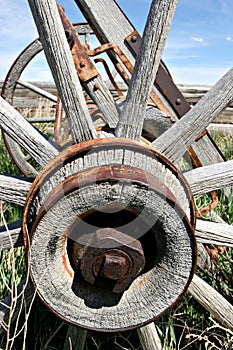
[0,220,23,251]
[63,326,87,350]
[137,323,162,350]
[17,80,57,103]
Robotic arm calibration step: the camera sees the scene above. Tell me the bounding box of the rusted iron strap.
[57,4,98,82]
[125,30,190,116]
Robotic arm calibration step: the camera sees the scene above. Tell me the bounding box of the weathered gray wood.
[75,0,136,64]
[208,123,233,135]
[152,68,233,162]
[137,323,162,350]
[184,159,233,196]
[28,0,96,142]
[17,80,57,103]
[75,0,176,117]
[26,140,195,331]
[116,0,178,140]
[30,181,194,330]
[3,81,233,123]
[1,40,43,105]
[0,220,23,251]
[0,279,34,335]
[83,75,119,127]
[0,97,58,167]
[56,4,119,129]
[30,143,191,220]
[195,219,233,247]
[0,175,31,206]
[64,326,87,350]
[188,274,233,330]
[75,0,227,169]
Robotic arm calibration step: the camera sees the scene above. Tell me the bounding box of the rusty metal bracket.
[57,4,99,82]
[125,30,190,117]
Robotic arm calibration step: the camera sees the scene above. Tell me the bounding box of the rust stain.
[129,275,147,290]
[61,235,74,279]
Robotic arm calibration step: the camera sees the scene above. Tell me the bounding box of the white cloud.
[226,36,233,42]
[192,37,206,45]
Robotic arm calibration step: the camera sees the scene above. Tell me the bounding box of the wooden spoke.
[28,0,96,142]
[137,323,162,350]
[152,68,233,162]
[0,97,58,167]
[184,159,233,196]
[0,220,23,251]
[17,80,57,103]
[0,175,32,206]
[75,0,227,170]
[195,219,233,247]
[2,0,233,347]
[56,4,119,128]
[75,0,174,115]
[188,274,233,331]
[116,0,178,140]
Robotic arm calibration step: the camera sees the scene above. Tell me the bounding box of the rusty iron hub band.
[22,138,196,330]
[23,138,196,243]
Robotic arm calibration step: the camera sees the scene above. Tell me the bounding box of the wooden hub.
[23,138,196,331]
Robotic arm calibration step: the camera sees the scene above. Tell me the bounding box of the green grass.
[1,130,233,349]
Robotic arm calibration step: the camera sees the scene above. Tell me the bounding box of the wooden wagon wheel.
[1,0,233,349]
[1,21,115,178]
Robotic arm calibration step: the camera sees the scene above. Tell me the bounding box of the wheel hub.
[23,138,196,331]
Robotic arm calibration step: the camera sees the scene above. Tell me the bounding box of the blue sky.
[0,0,232,84]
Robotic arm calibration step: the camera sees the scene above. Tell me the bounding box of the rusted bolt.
[93,84,100,91]
[93,250,132,280]
[131,35,138,43]
[175,98,182,105]
[80,61,85,68]
[76,228,145,293]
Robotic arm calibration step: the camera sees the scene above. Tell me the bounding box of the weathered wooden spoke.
[1,0,233,349]
[185,158,233,196]
[0,175,32,206]
[28,0,96,143]
[195,219,233,248]
[116,0,178,140]
[0,220,23,251]
[75,0,226,168]
[153,68,233,162]
[0,97,58,168]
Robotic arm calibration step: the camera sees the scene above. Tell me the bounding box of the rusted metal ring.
[23,138,196,247]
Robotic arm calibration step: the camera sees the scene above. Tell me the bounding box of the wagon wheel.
[1,21,113,177]
[1,0,233,349]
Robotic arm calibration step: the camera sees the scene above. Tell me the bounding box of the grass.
[0,117,233,349]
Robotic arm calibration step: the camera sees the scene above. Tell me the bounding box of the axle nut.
[77,228,145,293]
